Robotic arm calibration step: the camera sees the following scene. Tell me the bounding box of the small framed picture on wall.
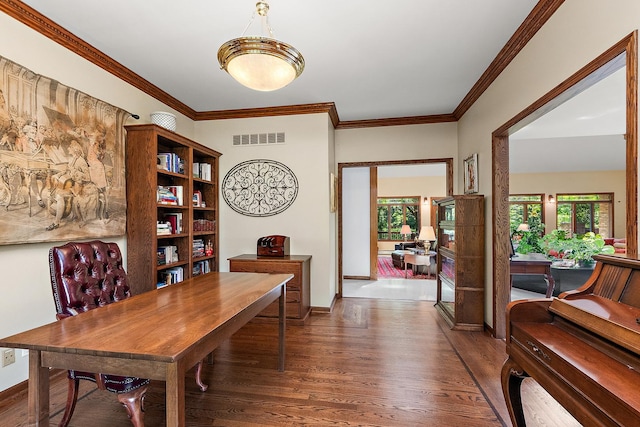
[463,153,478,194]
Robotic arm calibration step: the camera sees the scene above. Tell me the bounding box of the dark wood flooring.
[0,298,579,426]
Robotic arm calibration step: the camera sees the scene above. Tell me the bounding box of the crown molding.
[336,114,457,130]
[195,103,340,128]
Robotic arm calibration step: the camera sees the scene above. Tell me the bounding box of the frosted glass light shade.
[218,36,304,91]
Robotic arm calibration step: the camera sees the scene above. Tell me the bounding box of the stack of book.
[193,239,205,257]
[157,221,172,236]
[157,185,183,205]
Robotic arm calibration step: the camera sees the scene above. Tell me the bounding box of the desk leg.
[165,361,186,427]
[278,284,286,372]
[28,350,49,426]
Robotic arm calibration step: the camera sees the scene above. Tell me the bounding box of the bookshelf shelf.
[126,124,221,294]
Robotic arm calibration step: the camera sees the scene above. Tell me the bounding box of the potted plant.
[541,230,615,267]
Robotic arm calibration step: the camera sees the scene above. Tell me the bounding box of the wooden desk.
[0,272,292,427]
[510,253,555,297]
[404,252,435,278]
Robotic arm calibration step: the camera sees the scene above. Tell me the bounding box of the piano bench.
[503,321,640,426]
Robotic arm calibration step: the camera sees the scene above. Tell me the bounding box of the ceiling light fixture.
[217,1,304,92]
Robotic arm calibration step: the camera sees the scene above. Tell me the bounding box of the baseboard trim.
[312,293,337,314]
[343,275,371,280]
[0,368,65,403]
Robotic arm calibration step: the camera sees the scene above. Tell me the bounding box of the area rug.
[377,256,430,278]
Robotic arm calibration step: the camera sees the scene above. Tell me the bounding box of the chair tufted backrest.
[49,240,131,319]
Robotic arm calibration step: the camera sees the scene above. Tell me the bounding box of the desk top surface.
[0,272,291,362]
[510,253,551,264]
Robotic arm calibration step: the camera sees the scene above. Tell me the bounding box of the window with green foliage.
[377,197,421,241]
[556,193,613,238]
[509,194,545,232]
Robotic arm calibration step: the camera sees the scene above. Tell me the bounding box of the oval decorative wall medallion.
[222,159,299,217]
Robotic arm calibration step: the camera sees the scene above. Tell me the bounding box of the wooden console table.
[229,254,311,325]
[510,253,555,297]
[0,272,291,427]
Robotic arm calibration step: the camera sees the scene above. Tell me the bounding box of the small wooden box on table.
[229,254,311,325]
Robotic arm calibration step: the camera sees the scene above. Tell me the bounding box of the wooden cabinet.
[434,195,485,331]
[125,124,221,296]
[228,254,311,325]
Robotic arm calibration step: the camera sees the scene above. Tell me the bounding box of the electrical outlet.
[2,349,15,367]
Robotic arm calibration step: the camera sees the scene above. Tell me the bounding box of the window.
[556,193,614,238]
[377,197,420,241]
[508,194,544,232]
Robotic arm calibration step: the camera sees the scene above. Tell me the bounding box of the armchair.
[48,240,207,427]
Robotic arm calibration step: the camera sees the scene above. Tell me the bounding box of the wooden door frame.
[492,32,638,339]
[337,158,453,298]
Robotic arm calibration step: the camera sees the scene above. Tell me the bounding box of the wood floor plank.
[0,298,579,426]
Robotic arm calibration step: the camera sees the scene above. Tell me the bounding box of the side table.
[229,254,311,325]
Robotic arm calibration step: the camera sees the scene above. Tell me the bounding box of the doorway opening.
[337,158,453,299]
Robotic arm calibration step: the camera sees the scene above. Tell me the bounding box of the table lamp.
[400,224,411,242]
[419,226,436,250]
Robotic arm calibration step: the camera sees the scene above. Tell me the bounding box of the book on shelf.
[157,152,184,174]
[164,213,183,234]
[193,162,212,181]
[158,245,178,264]
[157,247,166,265]
[193,190,202,207]
[193,260,211,277]
[158,266,184,287]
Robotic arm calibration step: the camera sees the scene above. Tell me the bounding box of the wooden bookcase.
[434,195,485,331]
[125,124,221,296]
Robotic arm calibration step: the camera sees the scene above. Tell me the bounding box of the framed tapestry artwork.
[464,153,479,194]
[0,55,129,245]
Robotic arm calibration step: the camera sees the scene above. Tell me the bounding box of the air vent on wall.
[232,132,285,146]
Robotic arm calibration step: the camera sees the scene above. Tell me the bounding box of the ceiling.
[10,1,625,175]
[18,0,539,123]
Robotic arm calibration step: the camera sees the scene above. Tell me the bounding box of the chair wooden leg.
[117,384,148,427]
[58,377,80,427]
[195,359,208,392]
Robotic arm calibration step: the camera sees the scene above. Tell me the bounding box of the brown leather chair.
[48,240,208,427]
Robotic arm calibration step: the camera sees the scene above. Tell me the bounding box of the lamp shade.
[218,36,304,91]
[419,226,436,242]
[516,223,529,232]
[400,225,411,236]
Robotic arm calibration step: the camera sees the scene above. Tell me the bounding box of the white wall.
[342,167,371,276]
[457,0,640,328]
[193,114,336,309]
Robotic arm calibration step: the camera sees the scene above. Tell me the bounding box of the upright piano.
[502,254,640,426]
